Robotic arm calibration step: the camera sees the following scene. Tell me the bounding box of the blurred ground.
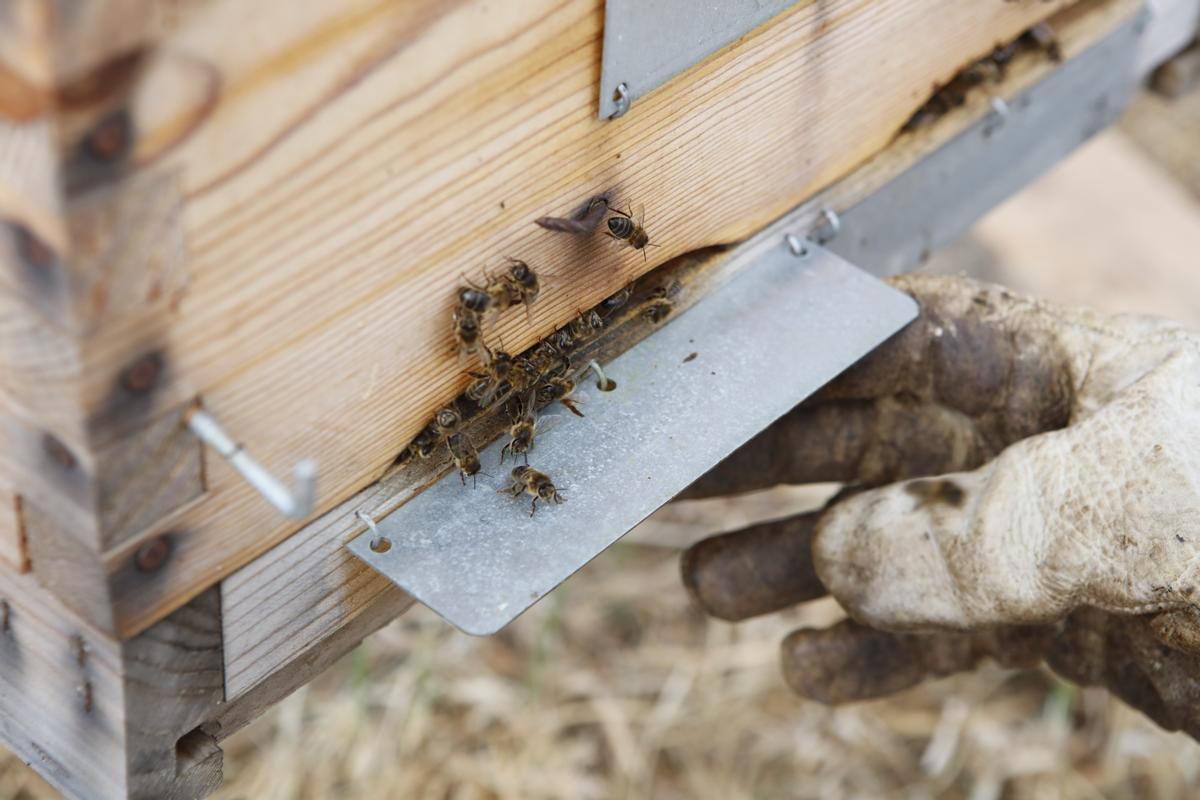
[4,89,1200,799]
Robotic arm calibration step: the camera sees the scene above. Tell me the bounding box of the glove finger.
[1049,609,1200,742]
[682,511,826,621]
[781,619,1051,704]
[681,396,990,499]
[681,274,1078,499]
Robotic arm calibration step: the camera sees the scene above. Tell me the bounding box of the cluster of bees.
[399,193,670,515]
[901,21,1062,133]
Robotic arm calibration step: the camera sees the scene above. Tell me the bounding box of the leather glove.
[680,273,1200,739]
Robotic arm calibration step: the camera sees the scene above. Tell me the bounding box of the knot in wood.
[41,433,77,471]
[120,352,164,395]
[134,534,173,572]
[83,109,133,163]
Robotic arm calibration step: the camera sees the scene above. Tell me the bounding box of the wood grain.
[73,0,1080,637]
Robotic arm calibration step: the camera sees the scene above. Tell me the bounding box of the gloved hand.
[680,273,1200,738]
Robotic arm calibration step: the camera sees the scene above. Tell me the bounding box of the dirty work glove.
[680,274,1200,739]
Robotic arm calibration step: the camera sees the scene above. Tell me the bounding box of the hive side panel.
[63,0,1082,636]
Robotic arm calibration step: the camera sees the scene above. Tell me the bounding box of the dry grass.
[5,118,1200,799]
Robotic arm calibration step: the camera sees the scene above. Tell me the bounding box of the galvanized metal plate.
[598,0,800,119]
[348,243,917,635]
[829,9,1143,276]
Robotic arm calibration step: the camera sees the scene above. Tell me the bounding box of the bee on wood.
[457,285,492,314]
[606,204,658,261]
[453,307,486,360]
[500,465,564,516]
[642,280,682,324]
[568,309,605,340]
[537,357,584,418]
[447,432,483,486]
[535,192,612,235]
[432,404,463,437]
[502,259,540,320]
[465,346,531,407]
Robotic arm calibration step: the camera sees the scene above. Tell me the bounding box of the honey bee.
[409,423,442,460]
[568,309,605,340]
[500,391,551,464]
[503,259,540,320]
[432,404,462,437]
[537,357,584,417]
[465,346,530,407]
[453,307,486,359]
[501,465,564,516]
[600,286,632,316]
[457,285,492,314]
[447,432,483,486]
[642,280,681,324]
[606,204,657,261]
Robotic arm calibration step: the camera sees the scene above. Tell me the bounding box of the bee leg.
[523,300,533,326]
[561,397,585,418]
[522,452,529,466]
[529,497,538,517]
[471,473,477,489]
[459,470,466,486]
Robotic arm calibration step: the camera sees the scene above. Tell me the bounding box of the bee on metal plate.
[447,432,483,486]
[501,465,564,516]
[500,391,554,464]
[606,204,658,261]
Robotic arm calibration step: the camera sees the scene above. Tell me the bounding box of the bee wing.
[635,202,646,227]
[534,413,563,437]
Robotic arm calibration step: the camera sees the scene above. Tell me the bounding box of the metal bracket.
[599,0,800,119]
[348,243,917,635]
[186,408,317,519]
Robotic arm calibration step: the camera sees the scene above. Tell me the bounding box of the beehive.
[0,0,1152,796]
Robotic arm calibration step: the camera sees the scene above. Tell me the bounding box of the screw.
[120,351,164,395]
[785,234,809,258]
[42,433,77,471]
[83,109,132,163]
[134,534,173,572]
[983,97,1010,137]
[811,208,841,245]
[609,82,631,119]
[356,510,391,554]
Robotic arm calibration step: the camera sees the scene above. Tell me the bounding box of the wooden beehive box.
[0,0,1151,797]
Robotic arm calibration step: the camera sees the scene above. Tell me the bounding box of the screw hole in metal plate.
[369,536,392,554]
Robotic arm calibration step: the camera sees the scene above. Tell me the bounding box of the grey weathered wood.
[0,561,226,799]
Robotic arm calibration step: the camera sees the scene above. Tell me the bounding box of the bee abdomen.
[607,216,634,239]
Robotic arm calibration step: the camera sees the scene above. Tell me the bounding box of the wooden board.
[0,557,225,799]
[219,0,1141,702]
[0,0,1092,636]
